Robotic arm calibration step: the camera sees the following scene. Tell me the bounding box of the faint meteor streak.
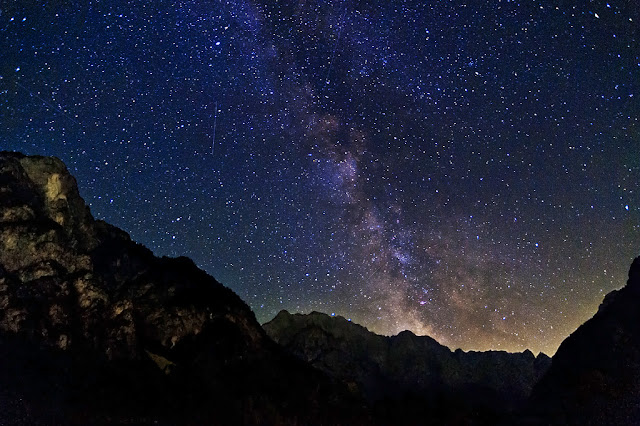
[15,80,82,127]
[211,101,218,155]
[325,2,348,85]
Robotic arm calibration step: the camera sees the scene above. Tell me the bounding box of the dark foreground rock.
[263,310,551,424]
[0,152,365,425]
[524,256,640,425]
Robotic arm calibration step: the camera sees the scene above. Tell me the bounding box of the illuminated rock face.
[0,152,365,426]
[0,151,254,360]
[527,256,640,424]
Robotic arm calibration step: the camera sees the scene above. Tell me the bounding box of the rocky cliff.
[0,152,364,425]
[525,256,640,425]
[263,310,551,424]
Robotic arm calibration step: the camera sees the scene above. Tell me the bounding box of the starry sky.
[1,0,639,355]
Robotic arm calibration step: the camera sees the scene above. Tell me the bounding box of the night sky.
[2,0,639,355]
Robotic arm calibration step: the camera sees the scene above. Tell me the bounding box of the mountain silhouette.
[264,310,550,424]
[524,257,640,424]
[1,152,638,425]
[0,152,365,425]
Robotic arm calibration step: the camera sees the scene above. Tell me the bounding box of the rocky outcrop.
[525,257,640,425]
[0,152,365,425]
[263,310,551,424]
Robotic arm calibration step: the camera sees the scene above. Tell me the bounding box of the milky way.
[1,0,639,354]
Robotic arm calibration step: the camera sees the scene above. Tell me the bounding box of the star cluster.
[1,0,638,354]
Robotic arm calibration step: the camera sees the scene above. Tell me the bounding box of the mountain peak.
[0,153,366,425]
[527,256,640,423]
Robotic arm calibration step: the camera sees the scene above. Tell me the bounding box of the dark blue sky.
[2,0,638,354]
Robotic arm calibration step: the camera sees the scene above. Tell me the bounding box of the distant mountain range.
[264,310,550,424]
[1,152,638,425]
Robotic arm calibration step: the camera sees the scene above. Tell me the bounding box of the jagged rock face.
[526,257,640,424]
[0,152,257,359]
[0,152,365,425]
[264,310,551,423]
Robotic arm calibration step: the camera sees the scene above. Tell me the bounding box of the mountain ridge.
[0,151,365,425]
[264,309,551,424]
[524,256,640,424]
[269,309,547,356]
[2,152,639,425]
